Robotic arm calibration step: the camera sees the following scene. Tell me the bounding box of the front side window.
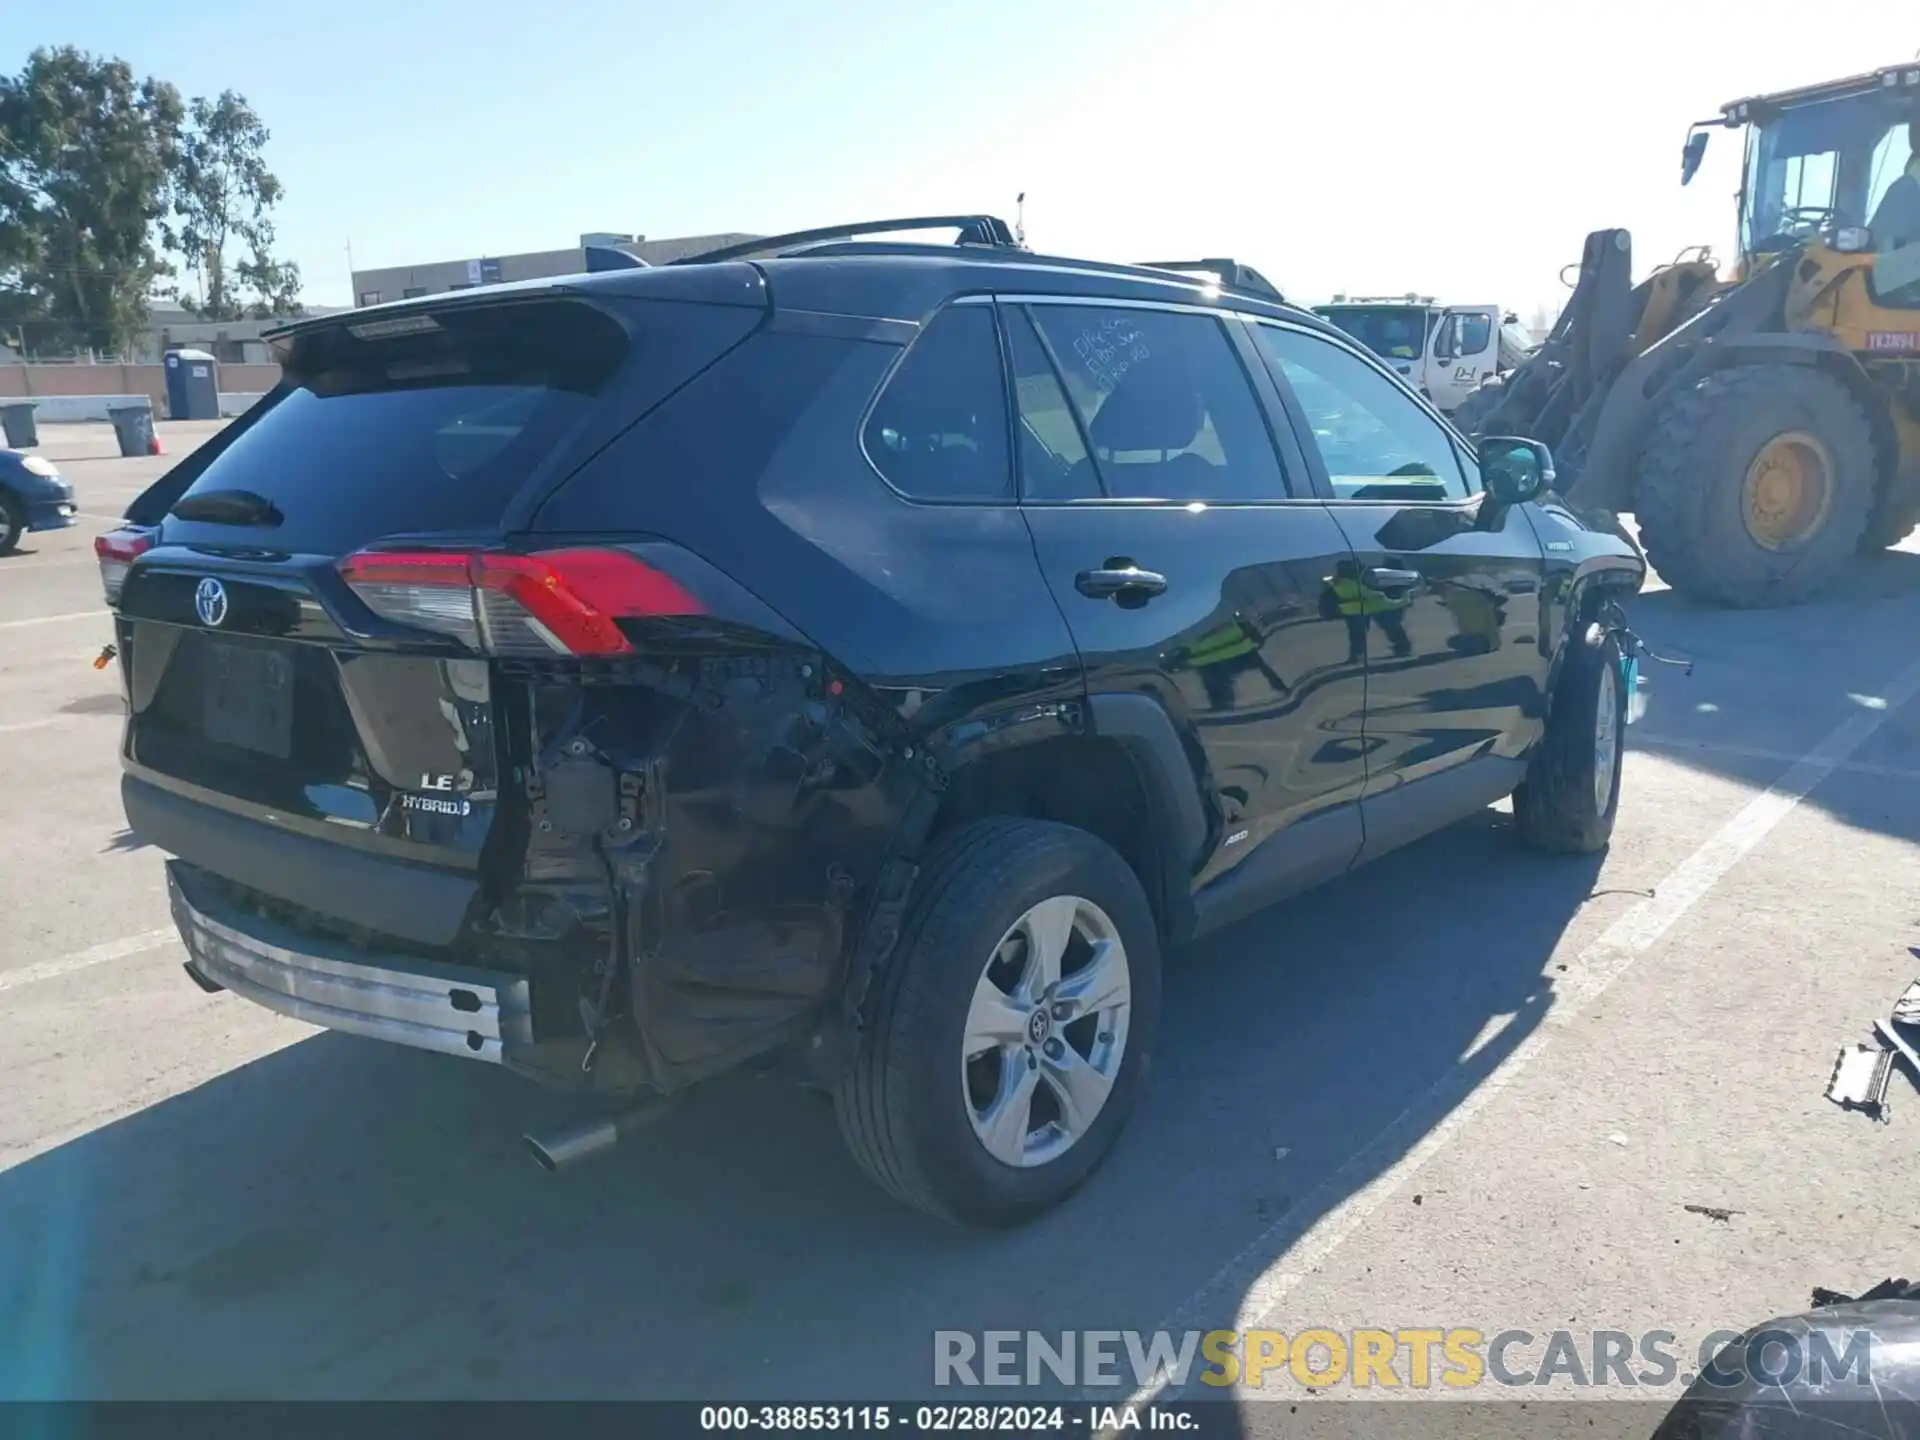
[1743,93,1917,254]
[1253,325,1472,503]
[1436,312,1493,360]
[1023,305,1288,503]
[863,306,1012,502]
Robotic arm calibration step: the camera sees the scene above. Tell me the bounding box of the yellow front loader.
[1457,62,1920,606]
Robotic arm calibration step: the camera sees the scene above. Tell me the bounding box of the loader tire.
[1860,492,1920,553]
[1634,365,1876,608]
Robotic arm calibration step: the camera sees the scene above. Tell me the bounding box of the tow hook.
[1601,601,1691,725]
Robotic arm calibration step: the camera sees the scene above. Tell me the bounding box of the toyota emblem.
[194,577,229,628]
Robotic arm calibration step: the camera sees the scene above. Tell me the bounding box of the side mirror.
[1681,130,1710,187]
[1479,436,1554,505]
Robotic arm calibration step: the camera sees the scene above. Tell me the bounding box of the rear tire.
[834,818,1161,1227]
[1514,626,1626,855]
[0,490,22,554]
[1634,365,1876,607]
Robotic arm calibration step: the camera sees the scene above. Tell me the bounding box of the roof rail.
[1137,259,1285,304]
[673,216,1021,266]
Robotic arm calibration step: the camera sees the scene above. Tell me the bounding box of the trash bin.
[107,403,156,459]
[163,348,221,420]
[0,402,36,449]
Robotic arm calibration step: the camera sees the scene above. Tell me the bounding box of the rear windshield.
[170,299,629,552]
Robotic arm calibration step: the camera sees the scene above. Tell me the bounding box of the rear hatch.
[114,280,767,933]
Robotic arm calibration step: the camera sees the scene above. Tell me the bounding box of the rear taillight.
[336,547,704,655]
[95,527,155,604]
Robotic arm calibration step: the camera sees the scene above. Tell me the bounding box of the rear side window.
[170,299,634,553]
[1004,306,1096,501]
[1024,305,1289,503]
[863,306,1012,502]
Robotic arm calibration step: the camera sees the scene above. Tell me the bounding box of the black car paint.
[116,251,1643,1096]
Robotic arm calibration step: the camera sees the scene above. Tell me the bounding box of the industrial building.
[349,231,759,307]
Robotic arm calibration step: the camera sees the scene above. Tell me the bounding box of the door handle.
[1365,567,1423,592]
[1075,565,1169,600]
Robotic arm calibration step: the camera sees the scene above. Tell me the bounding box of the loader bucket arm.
[1463,229,1640,471]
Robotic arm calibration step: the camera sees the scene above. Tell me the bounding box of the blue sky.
[25,0,1920,315]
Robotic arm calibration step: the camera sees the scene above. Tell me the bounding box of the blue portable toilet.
[163,348,221,420]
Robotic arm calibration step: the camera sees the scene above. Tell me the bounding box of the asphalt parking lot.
[3,421,1919,1424]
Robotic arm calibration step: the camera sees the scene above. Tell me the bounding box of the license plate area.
[201,641,294,758]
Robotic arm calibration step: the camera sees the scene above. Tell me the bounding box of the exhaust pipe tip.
[523,1133,562,1173]
[521,1118,620,1173]
[522,1098,673,1174]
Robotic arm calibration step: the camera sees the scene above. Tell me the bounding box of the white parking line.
[0,929,179,996]
[1633,732,1920,784]
[1128,650,1920,1405]
[0,555,100,573]
[0,609,106,630]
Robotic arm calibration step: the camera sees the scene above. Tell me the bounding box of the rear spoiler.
[585,246,648,273]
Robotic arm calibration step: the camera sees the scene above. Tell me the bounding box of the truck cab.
[1312,296,1519,412]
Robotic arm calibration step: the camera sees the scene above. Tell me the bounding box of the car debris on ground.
[1825,977,1920,1119]
[1812,1277,1920,1307]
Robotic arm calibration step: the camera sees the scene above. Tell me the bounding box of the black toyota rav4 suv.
[106,217,1643,1226]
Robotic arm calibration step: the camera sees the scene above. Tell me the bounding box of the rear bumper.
[124,774,478,948]
[168,861,533,1064]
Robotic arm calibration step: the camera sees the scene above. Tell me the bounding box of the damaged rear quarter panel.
[487,640,908,1091]
[508,326,1088,1093]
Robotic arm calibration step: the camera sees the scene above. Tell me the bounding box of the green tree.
[171,90,301,320]
[0,47,182,355]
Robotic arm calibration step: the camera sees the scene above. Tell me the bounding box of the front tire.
[1514,625,1627,855]
[1634,365,1875,607]
[834,818,1162,1227]
[0,490,23,554]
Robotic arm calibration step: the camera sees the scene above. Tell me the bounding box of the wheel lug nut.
[1051,1003,1071,1021]
[1044,1038,1065,1060]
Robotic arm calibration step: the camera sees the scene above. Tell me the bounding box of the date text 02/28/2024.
[697,1404,1202,1434]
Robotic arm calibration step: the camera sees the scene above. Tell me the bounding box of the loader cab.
[1698,63,1920,268]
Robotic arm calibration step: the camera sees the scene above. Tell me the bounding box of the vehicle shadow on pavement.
[0,809,1599,1404]
[1621,550,1920,849]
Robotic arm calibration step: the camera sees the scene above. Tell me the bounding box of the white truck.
[1312,295,1531,414]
